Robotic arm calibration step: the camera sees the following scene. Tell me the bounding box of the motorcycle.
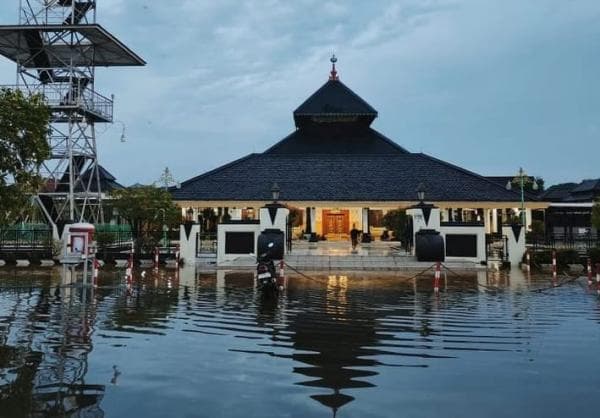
[256,242,278,293]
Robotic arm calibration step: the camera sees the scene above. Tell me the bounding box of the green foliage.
[286,206,303,227]
[0,88,51,225]
[199,208,218,233]
[382,209,408,241]
[592,199,600,230]
[110,186,180,241]
[587,247,600,266]
[524,249,581,268]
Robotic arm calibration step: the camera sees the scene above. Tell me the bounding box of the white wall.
[217,223,261,264]
[439,225,487,264]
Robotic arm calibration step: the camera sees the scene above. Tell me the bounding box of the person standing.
[350,224,360,251]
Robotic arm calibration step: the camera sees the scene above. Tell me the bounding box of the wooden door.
[322,210,350,236]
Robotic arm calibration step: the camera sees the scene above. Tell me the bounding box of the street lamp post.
[158,208,167,246]
[506,167,538,225]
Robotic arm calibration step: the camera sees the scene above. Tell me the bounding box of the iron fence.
[197,232,217,255]
[485,233,509,263]
[95,229,180,257]
[0,228,53,256]
[527,233,600,253]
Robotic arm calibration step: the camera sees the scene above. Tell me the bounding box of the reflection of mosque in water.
[286,275,379,415]
[211,270,481,417]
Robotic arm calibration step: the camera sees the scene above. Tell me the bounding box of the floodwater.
[0,267,599,418]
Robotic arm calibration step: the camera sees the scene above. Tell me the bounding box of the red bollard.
[587,258,593,285]
[434,262,441,294]
[93,258,99,288]
[126,247,133,284]
[277,260,285,289]
[552,250,557,282]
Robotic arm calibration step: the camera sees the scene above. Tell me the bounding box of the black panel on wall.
[446,234,477,257]
[225,232,255,254]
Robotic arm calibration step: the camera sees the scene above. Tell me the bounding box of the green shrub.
[524,249,581,268]
[588,247,600,265]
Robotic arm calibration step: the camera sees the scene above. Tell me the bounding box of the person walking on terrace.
[350,224,360,252]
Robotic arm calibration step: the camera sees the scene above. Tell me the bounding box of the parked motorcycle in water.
[256,242,278,293]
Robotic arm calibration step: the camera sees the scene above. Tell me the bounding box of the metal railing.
[485,234,509,263]
[0,228,53,253]
[95,229,180,257]
[1,84,113,121]
[527,233,600,252]
[197,232,217,255]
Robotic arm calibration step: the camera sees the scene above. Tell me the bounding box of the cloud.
[0,0,599,186]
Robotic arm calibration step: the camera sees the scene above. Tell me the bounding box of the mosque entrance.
[322,210,349,239]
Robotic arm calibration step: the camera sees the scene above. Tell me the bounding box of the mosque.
[172,57,547,240]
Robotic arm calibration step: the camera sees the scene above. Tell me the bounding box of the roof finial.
[329,53,339,81]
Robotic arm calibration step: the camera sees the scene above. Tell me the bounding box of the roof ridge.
[262,130,299,154]
[416,153,539,201]
[368,128,409,153]
[179,153,258,186]
[293,79,377,115]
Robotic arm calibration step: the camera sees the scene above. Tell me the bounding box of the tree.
[110,186,181,253]
[592,199,600,231]
[0,88,51,225]
[382,209,408,242]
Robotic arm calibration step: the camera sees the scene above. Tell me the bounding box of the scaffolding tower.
[0,0,145,229]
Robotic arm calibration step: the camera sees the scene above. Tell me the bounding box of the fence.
[197,232,217,255]
[95,229,180,258]
[485,233,509,263]
[0,227,53,257]
[527,232,600,253]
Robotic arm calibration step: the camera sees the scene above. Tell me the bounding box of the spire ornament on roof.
[329,54,339,81]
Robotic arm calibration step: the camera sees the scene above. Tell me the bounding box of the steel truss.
[0,0,145,228]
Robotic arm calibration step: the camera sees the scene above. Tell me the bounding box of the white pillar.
[484,209,491,234]
[179,223,201,265]
[362,208,369,233]
[310,207,317,234]
[492,208,498,234]
[502,225,526,266]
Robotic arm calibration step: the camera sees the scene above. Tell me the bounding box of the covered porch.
[175,200,548,242]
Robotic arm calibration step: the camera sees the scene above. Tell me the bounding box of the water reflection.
[0,270,104,418]
[0,266,599,418]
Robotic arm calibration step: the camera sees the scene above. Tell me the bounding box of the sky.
[0,0,598,188]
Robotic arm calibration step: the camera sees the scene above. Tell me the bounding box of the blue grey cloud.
[0,0,598,186]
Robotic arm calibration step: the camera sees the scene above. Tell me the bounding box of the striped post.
[126,245,133,284]
[93,258,99,288]
[175,245,181,280]
[434,262,441,294]
[277,259,285,289]
[587,258,593,285]
[526,250,531,273]
[552,250,557,282]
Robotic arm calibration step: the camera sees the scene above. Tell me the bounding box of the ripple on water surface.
[0,268,599,418]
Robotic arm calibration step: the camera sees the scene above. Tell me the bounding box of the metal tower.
[0,0,145,229]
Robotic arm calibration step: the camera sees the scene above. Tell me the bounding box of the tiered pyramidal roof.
[173,57,525,203]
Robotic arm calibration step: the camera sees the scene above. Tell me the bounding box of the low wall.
[217,223,261,264]
[440,225,487,264]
